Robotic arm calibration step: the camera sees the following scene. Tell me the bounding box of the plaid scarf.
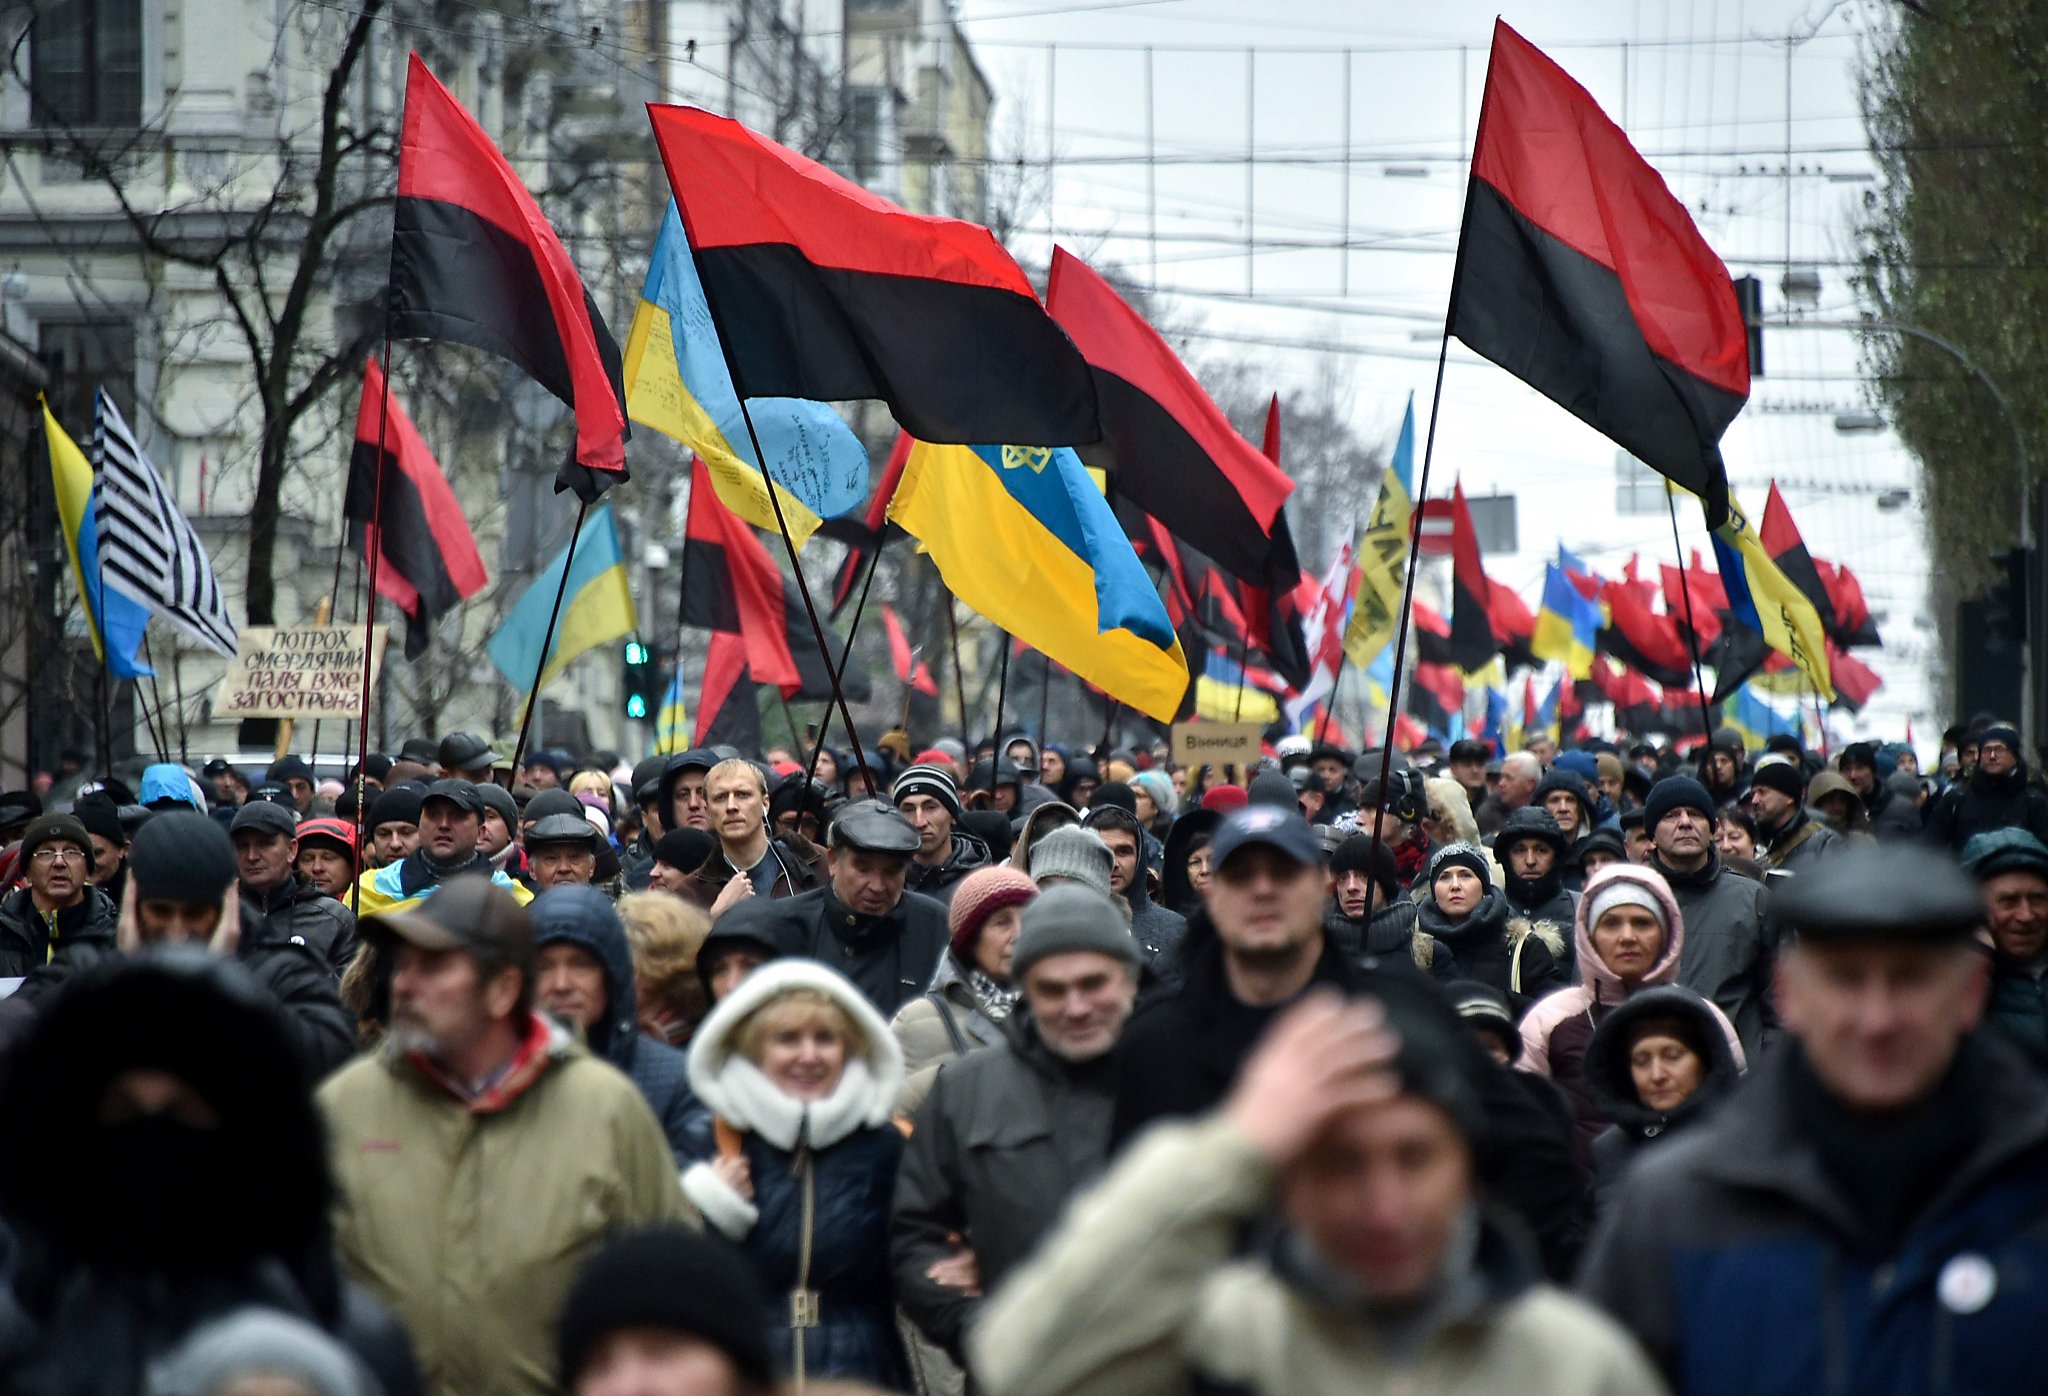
[966,968,1021,1022]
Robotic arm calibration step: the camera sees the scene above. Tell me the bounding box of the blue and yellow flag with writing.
[43,397,152,678]
[623,201,867,549]
[889,441,1188,722]
[487,503,638,694]
[1531,563,1601,679]
[1345,393,1415,669]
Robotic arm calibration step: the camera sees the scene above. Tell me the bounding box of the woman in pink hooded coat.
[1518,861,1745,1155]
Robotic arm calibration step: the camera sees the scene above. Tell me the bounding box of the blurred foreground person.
[319,877,689,1396]
[558,1227,773,1396]
[972,988,1663,1396]
[1581,844,2048,1394]
[0,952,416,1396]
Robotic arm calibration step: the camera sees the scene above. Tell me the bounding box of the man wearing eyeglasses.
[0,814,118,978]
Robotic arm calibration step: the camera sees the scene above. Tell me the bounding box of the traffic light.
[1733,275,1764,378]
[622,639,655,719]
[1985,546,2031,652]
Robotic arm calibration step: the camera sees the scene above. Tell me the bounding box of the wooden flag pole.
[507,497,592,779]
[989,632,1012,799]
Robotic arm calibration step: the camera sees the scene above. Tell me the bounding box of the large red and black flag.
[1413,600,1457,668]
[388,54,628,503]
[646,105,1096,447]
[827,431,912,617]
[1759,483,1836,632]
[1448,483,1502,671]
[695,632,762,752]
[1449,20,1750,528]
[345,357,487,659]
[1409,662,1467,736]
[1597,576,1695,688]
[1816,559,1882,649]
[1046,250,1308,683]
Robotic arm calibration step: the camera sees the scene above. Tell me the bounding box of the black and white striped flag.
[92,389,239,658]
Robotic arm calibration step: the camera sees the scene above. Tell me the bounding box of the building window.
[38,319,135,432]
[30,0,144,129]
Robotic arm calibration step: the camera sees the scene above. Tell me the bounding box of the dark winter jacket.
[1987,950,2048,1062]
[1158,809,1220,917]
[1862,779,1924,840]
[1759,809,1838,874]
[1123,877,1187,978]
[680,961,910,1391]
[1319,899,1456,981]
[695,833,825,904]
[0,886,117,980]
[1925,763,2048,851]
[247,874,357,979]
[892,1018,1117,1359]
[1581,986,1743,1211]
[1110,910,1591,1279]
[1415,888,1567,1016]
[1648,850,1778,1057]
[528,885,697,1164]
[904,830,991,906]
[1580,1032,2048,1396]
[721,885,950,1019]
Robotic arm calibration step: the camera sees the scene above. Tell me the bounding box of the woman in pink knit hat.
[889,865,1038,1113]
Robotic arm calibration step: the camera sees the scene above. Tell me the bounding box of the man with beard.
[1747,757,1838,874]
[319,877,688,1396]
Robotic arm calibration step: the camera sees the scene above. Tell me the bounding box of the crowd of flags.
[35,21,1887,758]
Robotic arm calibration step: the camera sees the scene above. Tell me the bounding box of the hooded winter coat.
[889,951,1010,1114]
[969,1114,1661,1396]
[1646,851,1777,1057]
[0,952,418,1396]
[1925,759,2048,850]
[904,830,992,906]
[0,885,117,979]
[1861,775,1925,840]
[320,1013,689,1396]
[1159,809,1220,916]
[1416,887,1567,1016]
[720,883,951,1019]
[681,960,911,1391]
[1758,805,1839,874]
[1518,866,1744,1155]
[248,873,358,979]
[529,885,698,1164]
[1320,898,1456,981]
[1580,986,1743,1210]
[892,1015,1120,1361]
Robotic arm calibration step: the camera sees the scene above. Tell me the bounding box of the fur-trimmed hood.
[685,958,903,1151]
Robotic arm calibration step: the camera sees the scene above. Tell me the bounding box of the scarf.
[966,968,1020,1021]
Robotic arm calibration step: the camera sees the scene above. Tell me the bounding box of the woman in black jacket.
[1414,842,1565,1015]
[1580,984,1743,1211]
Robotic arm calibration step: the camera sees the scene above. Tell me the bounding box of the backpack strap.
[927,988,971,1056]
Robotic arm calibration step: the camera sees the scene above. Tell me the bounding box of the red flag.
[1449,21,1748,527]
[1599,578,1695,687]
[1660,561,1724,649]
[694,632,758,750]
[390,54,626,500]
[680,458,801,692]
[829,431,912,615]
[647,105,1096,447]
[344,357,487,660]
[1760,483,1835,624]
[1815,559,1881,648]
[882,605,938,697]
[1393,712,1427,752]
[1828,643,1883,711]
[1448,483,1499,670]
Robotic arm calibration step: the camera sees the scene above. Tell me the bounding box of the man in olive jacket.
[318,876,690,1396]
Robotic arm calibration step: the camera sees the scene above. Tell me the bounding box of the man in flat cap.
[436,732,503,784]
[524,813,602,895]
[717,798,949,1016]
[1582,842,2048,1393]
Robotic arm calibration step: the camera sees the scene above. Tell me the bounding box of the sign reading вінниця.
[211,626,389,720]
[1171,722,1264,769]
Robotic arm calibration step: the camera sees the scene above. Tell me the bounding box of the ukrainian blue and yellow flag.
[623,201,868,548]
[1345,393,1416,668]
[1533,674,1562,742]
[888,441,1188,722]
[651,670,690,755]
[487,503,638,694]
[1531,564,1601,679]
[1705,486,1833,700]
[43,396,152,678]
[1195,647,1282,724]
[1725,683,1799,749]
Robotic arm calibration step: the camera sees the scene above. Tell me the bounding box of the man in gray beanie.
[1026,824,1116,900]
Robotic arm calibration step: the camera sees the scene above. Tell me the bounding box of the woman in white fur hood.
[681,959,911,1392]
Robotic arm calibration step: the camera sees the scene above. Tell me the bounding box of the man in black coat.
[0,815,117,979]
[1109,804,1591,1278]
[1840,741,1923,840]
[1925,723,2048,851]
[231,801,358,978]
[718,799,949,1018]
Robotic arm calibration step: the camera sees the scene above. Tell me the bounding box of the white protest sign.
[212,626,388,720]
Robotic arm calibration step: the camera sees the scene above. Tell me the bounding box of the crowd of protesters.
[1,710,2044,1396]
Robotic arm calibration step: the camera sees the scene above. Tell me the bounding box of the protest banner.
[212,626,389,720]
[1171,721,1263,770]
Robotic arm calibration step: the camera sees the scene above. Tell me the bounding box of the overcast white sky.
[951,0,1932,741]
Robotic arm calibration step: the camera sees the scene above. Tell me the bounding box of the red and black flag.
[388,55,628,502]
[1827,642,1882,712]
[882,605,937,698]
[1660,555,1725,651]
[1413,601,1457,668]
[827,431,912,617]
[694,632,761,752]
[682,456,803,692]
[1409,662,1467,736]
[1598,577,1696,688]
[345,357,487,659]
[1448,484,1502,671]
[1449,20,1749,528]
[1816,559,1882,648]
[646,105,1096,447]
[1046,250,1307,682]
[1759,483,1836,630]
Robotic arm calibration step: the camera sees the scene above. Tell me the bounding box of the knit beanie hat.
[1129,769,1177,820]
[72,797,125,849]
[891,763,963,821]
[1427,841,1491,891]
[557,1225,771,1388]
[1980,724,2022,757]
[1026,825,1115,899]
[947,865,1038,959]
[128,812,237,907]
[365,784,424,830]
[1330,832,1401,903]
[1749,756,1804,802]
[294,817,360,870]
[20,814,94,871]
[1535,768,1592,819]
[1446,979,1521,1064]
[1202,784,1249,812]
[653,827,717,874]
[1644,776,1716,831]
[1010,883,1142,982]
[1585,877,1670,936]
[1089,780,1138,816]
[1245,769,1299,811]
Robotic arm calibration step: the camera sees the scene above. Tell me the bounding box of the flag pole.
[352,342,397,912]
[1362,330,1452,892]
[507,497,592,779]
[946,597,970,756]
[1036,650,1051,744]
[803,537,885,794]
[1232,629,1251,722]
[1665,488,1718,731]
[1315,655,1347,744]
[989,632,1012,799]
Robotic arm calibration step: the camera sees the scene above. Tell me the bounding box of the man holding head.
[353,778,534,917]
[719,799,950,1017]
[1582,843,2048,1393]
[320,876,689,1396]
[893,882,1143,1363]
[1644,776,1775,1057]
